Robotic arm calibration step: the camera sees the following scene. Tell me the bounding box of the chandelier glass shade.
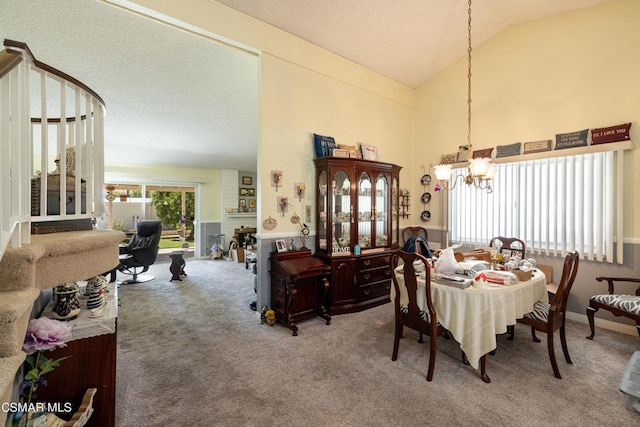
[433,0,495,193]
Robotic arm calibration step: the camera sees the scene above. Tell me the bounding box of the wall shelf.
[226,213,256,218]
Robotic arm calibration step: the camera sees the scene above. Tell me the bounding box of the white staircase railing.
[0,39,106,260]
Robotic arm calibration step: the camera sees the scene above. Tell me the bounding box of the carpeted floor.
[115,259,639,426]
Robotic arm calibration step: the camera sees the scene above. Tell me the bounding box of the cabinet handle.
[364,273,370,280]
[384,256,390,263]
[363,259,371,266]
[385,283,391,290]
[384,269,391,276]
[363,288,371,295]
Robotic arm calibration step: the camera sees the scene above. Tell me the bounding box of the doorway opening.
[104,183,197,261]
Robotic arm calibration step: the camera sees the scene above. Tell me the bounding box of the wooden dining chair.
[516,251,579,379]
[401,226,428,247]
[489,236,526,258]
[391,250,443,381]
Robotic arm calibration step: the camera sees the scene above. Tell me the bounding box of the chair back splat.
[517,251,579,379]
[489,236,526,258]
[390,250,442,381]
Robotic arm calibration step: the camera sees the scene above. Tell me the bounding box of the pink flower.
[22,317,72,355]
[434,183,441,191]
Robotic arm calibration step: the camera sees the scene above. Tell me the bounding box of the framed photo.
[239,199,246,207]
[359,143,378,161]
[275,239,287,253]
[242,176,252,185]
[249,199,256,209]
[239,187,255,196]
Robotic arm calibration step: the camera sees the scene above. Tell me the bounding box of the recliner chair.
[118,220,162,284]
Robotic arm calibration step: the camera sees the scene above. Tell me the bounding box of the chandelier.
[433,0,496,193]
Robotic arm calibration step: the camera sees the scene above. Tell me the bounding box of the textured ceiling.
[0,0,611,172]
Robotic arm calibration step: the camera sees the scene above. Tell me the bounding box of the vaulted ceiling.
[0,0,611,172]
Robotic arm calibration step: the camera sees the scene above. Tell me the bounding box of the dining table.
[392,267,548,383]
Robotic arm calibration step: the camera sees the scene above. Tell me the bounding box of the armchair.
[118,220,162,284]
[586,277,640,339]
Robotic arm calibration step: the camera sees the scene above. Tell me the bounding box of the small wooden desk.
[270,250,331,336]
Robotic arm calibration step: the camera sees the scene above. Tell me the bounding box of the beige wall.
[116,0,640,330]
[123,0,417,237]
[416,0,640,239]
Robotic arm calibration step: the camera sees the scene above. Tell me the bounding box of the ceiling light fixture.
[434,0,496,193]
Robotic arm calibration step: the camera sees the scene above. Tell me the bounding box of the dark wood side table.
[169,250,187,281]
[270,250,331,336]
[37,283,118,427]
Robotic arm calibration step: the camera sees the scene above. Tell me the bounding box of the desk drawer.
[358,266,392,285]
[357,254,391,270]
[358,280,391,299]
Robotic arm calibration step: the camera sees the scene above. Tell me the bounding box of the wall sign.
[523,139,552,154]
[555,129,588,150]
[591,123,631,145]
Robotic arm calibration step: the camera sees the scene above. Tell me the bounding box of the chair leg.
[559,324,572,364]
[636,322,640,338]
[586,306,598,339]
[418,332,424,343]
[547,332,562,379]
[392,322,402,361]
[426,336,437,382]
[507,325,514,341]
[531,327,541,343]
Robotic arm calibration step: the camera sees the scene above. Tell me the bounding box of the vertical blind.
[448,151,623,263]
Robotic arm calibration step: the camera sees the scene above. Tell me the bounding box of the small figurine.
[289,239,297,251]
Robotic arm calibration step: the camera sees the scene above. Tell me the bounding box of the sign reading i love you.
[591,123,631,145]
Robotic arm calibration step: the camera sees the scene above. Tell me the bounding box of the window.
[447,151,623,263]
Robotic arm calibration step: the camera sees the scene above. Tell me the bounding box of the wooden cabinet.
[313,157,401,314]
[36,284,118,427]
[269,250,331,335]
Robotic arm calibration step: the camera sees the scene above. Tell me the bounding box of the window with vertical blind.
[447,150,624,263]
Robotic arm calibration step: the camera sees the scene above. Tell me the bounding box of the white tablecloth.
[392,269,548,369]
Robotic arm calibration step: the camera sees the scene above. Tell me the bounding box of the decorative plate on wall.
[421,210,431,222]
[421,192,431,203]
[263,216,277,230]
[420,174,431,185]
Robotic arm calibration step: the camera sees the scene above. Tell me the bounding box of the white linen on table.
[392,269,548,370]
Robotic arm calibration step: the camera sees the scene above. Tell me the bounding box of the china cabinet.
[313,157,402,314]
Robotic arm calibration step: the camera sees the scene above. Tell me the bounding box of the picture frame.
[239,199,246,207]
[275,239,287,253]
[359,143,378,161]
[239,187,255,197]
[249,199,256,209]
[242,176,252,185]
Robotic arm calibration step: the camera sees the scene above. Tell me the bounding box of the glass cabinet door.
[332,170,351,254]
[357,172,372,248]
[375,174,389,247]
[391,176,399,246]
[318,171,328,250]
